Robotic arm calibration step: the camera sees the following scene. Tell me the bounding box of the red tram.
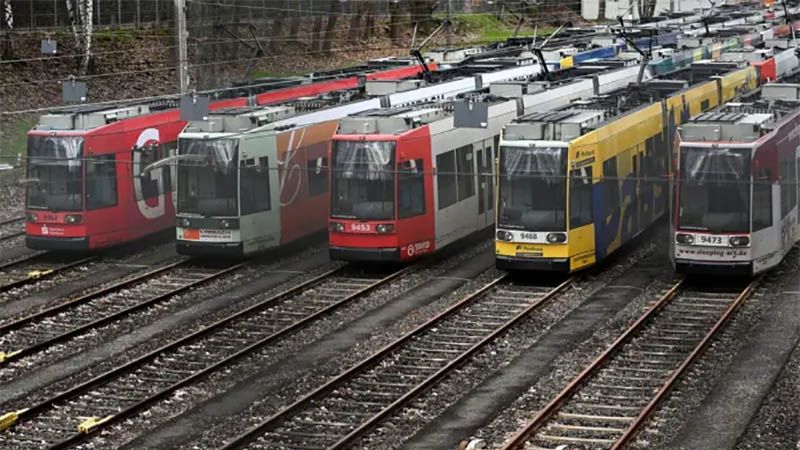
[671,58,800,275]
[23,63,428,251]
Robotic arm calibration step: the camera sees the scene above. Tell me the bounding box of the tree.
[410,0,437,32]
[321,0,339,53]
[66,0,93,75]
[1,0,13,59]
[347,1,364,42]
[389,0,402,44]
[311,2,324,51]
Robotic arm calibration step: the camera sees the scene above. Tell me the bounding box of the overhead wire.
[0,1,587,37]
[0,23,701,92]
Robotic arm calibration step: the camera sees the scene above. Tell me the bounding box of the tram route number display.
[182,228,234,242]
[349,223,372,233]
[695,234,726,247]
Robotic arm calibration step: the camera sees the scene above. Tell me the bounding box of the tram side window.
[797,157,800,210]
[570,167,593,229]
[240,157,271,215]
[753,168,772,231]
[437,151,457,209]
[160,142,176,193]
[602,158,620,219]
[399,159,425,219]
[456,145,475,201]
[486,144,494,211]
[700,99,710,112]
[307,156,329,197]
[86,154,118,210]
[138,146,161,199]
[780,157,797,217]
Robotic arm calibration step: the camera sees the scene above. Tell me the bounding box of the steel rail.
[607,278,760,450]
[0,231,25,242]
[0,260,242,367]
[2,264,412,448]
[0,217,25,242]
[0,255,97,293]
[501,277,760,450]
[0,252,42,272]
[0,216,24,227]
[220,275,575,450]
[0,259,187,334]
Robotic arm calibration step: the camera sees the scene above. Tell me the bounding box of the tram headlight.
[64,214,83,224]
[330,222,344,232]
[26,213,37,223]
[730,236,750,247]
[220,219,231,229]
[496,230,513,242]
[181,218,191,228]
[676,233,694,245]
[376,224,395,234]
[546,232,567,243]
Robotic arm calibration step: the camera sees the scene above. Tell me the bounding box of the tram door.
[475,138,495,229]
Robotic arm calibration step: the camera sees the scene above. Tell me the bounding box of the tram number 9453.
[350,223,372,232]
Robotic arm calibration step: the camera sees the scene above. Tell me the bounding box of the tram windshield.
[177,138,239,217]
[678,147,750,233]
[331,140,396,220]
[498,145,567,231]
[26,135,84,211]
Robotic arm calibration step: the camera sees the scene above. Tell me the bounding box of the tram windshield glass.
[177,138,239,217]
[331,140,396,220]
[678,147,751,232]
[26,135,84,211]
[498,145,567,231]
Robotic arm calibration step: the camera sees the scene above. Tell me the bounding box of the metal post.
[117,0,121,26]
[96,0,100,26]
[175,0,189,93]
[156,0,160,25]
[446,0,452,47]
[136,0,140,26]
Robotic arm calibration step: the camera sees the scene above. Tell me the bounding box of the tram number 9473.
[697,235,724,246]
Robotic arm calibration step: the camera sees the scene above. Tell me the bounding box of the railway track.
[0,253,96,294]
[0,216,24,242]
[0,259,241,367]
[500,277,760,450]
[218,274,574,450]
[0,264,411,449]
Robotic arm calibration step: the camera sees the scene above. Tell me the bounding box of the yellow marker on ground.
[27,269,53,279]
[78,416,113,433]
[0,350,20,363]
[0,409,29,431]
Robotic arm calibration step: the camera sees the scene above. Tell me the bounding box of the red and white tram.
[672,63,800,275]
[174,57,560,257]
[23,62,428,251]
[328,63,645,262]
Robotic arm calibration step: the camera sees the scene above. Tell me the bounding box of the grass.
[250,68,305,78]
[444,13,555,43]
[0,116,36,164]
[95,27,170,43]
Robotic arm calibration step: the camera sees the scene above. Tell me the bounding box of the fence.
[7,0,487,30]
